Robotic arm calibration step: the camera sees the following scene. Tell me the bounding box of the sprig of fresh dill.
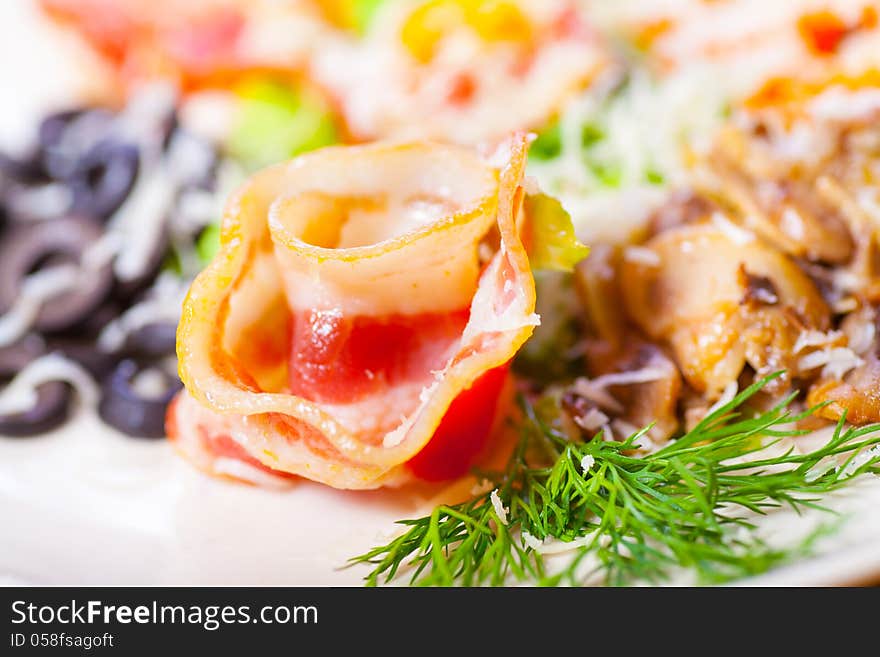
[350,373,880,586]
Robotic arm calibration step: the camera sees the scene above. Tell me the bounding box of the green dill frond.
[349,374,880,586]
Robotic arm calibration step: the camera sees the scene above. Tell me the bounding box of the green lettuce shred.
[196,222,221,265]
[352,0,387,34]
[228,79,337,170]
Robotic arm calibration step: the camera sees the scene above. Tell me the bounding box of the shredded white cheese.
[841,445,880,478]
[574,408,610,432]
[706,381,739,417]
[580,454,596,474]
[712,211,754,245]
[490,489,509,526]
[521,530,543,550]
[0,265,79,347]
[623,246,661,267]
[798,347,864,380]
[844,315,876,356]
[0,352,98,415]
[793,329,843,355]
[780,206,806,241]
[572,367,667,412]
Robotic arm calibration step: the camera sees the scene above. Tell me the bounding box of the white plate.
[1,408,880,586]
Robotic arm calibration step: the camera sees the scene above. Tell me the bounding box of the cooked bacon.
[168,136,538,489]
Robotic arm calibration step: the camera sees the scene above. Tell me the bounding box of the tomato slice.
[406,363,509,481]
[798,10,849,55]
[289,308,469,404]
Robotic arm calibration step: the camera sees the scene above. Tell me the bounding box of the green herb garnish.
[351,374,880,586]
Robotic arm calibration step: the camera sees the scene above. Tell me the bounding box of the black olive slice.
[54,300,123,339]
[0,151,46,184]
[40,108,114,180]
[0,333,45,372]
[46,338,117,380]
[122,322,177,359]
[0,336,72,437]
[98,359,181,438]
[0,216,114,333]
[69,140,140,220]
[0,381,71,437]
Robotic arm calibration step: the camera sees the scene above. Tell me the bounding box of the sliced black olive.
[0,336,72,437]
[98,359,181,438]
[0,333,44,371]
[69,140,140,220]
[38,109,84,154]
[40,108,114,180]
[56,300,123,339]
[46,337,117,380]
[0,216,114,333]
[0,151,46,184]
[0,380,71,437]
[123,322,177,359]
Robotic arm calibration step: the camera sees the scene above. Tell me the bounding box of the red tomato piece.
[406,363,509,481]
[289,308,470,403]
[798,10,849,55]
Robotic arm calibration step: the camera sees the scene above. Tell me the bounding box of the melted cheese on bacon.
[169,136,537,489]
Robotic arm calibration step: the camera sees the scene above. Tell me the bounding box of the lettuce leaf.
[228,79,337,170]
[525,193,589,272]
[196,222,221,265]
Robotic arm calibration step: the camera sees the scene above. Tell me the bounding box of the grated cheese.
[793,329,843,354]
[490,489,509,526]
[706,380,739,417]
[798,347,863,380]
[712,211,754,245]
[521,531,543,550]
[574,408,610,432]
[623,246,661,266]
[0,352,98,415]
[580,454,596,473]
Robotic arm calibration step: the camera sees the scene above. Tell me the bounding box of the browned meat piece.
[572,247,682,442]
[808,305,880,424]
[619,224,831,397]
[808,354,880,424]
[701,127,854,264]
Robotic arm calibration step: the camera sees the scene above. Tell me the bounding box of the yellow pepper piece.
[463,0,532,44]
[401,0,532,63]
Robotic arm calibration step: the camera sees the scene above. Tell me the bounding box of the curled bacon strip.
[169,136,537,489]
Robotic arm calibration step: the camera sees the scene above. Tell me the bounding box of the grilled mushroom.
[702,127,854,264]
[620,224,830,396]
[807,305,880,424]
